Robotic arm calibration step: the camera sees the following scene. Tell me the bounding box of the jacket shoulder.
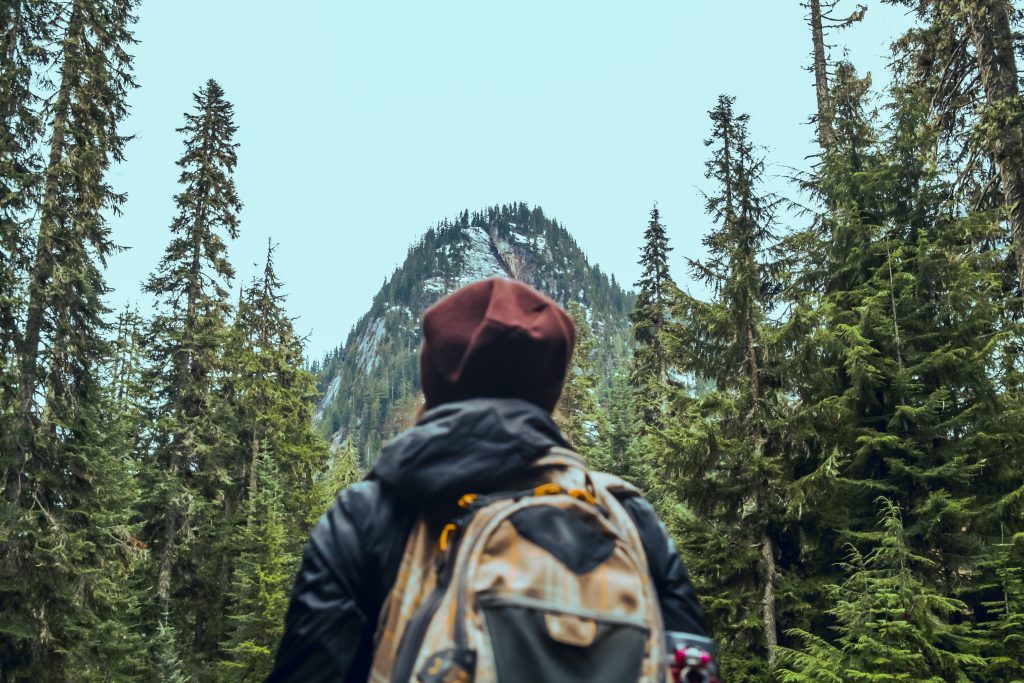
[312,479,412,601]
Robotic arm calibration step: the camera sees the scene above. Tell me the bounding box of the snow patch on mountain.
[457,225,511,286]
[353,316,386,373]
[423,277,446,297]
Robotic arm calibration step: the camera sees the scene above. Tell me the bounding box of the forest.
[2,0,1024,682]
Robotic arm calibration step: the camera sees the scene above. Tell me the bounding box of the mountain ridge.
[313,202,635,461]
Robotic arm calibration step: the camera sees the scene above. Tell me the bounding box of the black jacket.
[267,398,707,683]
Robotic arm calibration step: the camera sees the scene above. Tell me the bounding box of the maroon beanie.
[419,278,577,412]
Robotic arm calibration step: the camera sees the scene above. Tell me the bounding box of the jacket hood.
[369,398,570,507]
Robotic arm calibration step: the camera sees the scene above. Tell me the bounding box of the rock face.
[314,202,634,461]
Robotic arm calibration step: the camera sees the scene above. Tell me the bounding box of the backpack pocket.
[478,594,648,683]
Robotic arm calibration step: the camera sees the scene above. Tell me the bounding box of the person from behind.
[267,278,716,683]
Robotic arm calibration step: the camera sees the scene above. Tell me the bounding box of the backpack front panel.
[370,453,665,683]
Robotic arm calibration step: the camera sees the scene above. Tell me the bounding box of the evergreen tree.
[224,241,327,542]
[154,611,192,683]
[975,531,1024,682]
[630,203,673,394]
[0,0,51,418]
[314,437,362,519]
[777,499,983,682]
[219,243,328,677]
[782,58,1024,670]
[802,0,867,149]
[1,1,143,678]
[140,78,242,667]
[556,301,608,462]
[889,0,1024,291]
[658,95,790,680]
[219,452,292,682]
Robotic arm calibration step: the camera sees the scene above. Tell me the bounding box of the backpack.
[369,447,666,683]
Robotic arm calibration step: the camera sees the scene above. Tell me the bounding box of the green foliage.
[219,453,294,682]
[654,95,791,678]
[0,1,144,679]
[777,499,984,682]
[214,243,328,679]
[139,79,244,669]
[314,438,364,520]
[629,204,673,419]
[556,301,610,462]
[154,612,192,683]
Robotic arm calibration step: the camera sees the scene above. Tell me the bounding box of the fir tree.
[1,1,143,678]
[630,203,673,393]
[975,531,1024,682]
[314,437,362,519]
[0,0,52,419]
[219,243,328,677]
[154,611,192,683]
[782,59,1024,669]
[556,301,608,463]
[219,452,293,682]
[658,95,790,679]
[224,241,327,545]
[777,499,984,682]
[140,78,242,665]
[889,0,1024,290]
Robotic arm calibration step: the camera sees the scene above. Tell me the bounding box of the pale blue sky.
[106,1,912,359]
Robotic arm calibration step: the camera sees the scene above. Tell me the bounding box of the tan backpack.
[369,447,666,683]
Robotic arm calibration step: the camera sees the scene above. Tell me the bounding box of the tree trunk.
[964,0,1024,291]
[809,0,833,147]
[9,0,80,501]
[748,319,777,663]
[760,532,779,665]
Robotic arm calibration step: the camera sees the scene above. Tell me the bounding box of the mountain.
[313,202,635,462]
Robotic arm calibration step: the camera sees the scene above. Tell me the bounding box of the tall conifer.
[658,96,790,679]
[219,242,328,677]
[141,78,242,665]
[630,204,673,393]
[783,60,1024,667]
[1,1,142,678]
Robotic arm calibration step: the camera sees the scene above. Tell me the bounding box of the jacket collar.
[369,398,569,507]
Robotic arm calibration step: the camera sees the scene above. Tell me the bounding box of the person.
[267,278,711,683]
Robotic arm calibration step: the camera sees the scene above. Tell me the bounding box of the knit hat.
[419,278,576,412]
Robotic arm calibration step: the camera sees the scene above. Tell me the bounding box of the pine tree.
[960,0,1024,292]
[0,0,51,419]
[630,203,673,393]
[219,243,328,677]
[140,78,242,665]
[219,452,293,682]
[556,301,608,463]
[314,437,362,519]
[889,0,1024,291]
[777,499,984,682]
[657,96,789,679]
[975,530,1024,682]
[154,611,192,683]
[1,1,143,678]
[224,241,327,544]
[782,58,1024,672]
